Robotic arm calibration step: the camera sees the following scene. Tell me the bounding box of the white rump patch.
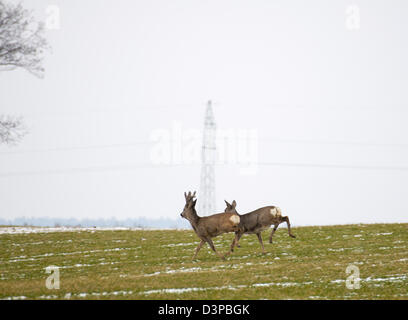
[270,207,282,218]
[229,215,240,225]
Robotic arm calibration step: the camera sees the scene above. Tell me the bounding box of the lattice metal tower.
[199,100,217,216]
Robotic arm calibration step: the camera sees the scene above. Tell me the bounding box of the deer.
[180,191,241,260]
[224,200,296,254]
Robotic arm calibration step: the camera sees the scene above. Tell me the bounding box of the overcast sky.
[1,0,408,226]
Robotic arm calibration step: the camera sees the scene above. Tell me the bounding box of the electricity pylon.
[199,100,216,216]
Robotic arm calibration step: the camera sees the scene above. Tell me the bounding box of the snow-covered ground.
[0,226,182,234]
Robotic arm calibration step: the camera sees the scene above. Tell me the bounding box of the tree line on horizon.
[0,216,190,229]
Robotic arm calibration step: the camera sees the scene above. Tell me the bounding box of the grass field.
[0,223,407,300]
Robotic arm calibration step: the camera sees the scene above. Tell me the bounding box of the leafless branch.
[0,1,49,78]
[0,114,28,145]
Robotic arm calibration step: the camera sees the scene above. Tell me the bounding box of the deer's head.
[180,191,197,220]
[224,200,237,214]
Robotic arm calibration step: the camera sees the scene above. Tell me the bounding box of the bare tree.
[0,0,48,145]
[0,115,27,145]
[0,1,48,77]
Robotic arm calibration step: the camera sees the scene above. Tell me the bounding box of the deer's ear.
[224,200,231,207]
[184,192,187,199]
[232,200,237,208]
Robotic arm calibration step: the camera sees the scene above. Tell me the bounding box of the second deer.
[224,200,296,254]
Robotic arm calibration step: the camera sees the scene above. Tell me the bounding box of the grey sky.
[1,0,408,226]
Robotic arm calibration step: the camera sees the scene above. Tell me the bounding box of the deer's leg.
[206,238,225,260]
[283,216,296,238]
[234,232,243,249]
[236,234,242,248]
[226,231,243,255]
[235,231,242,248]
[256,232,266,254]
[192,239,205,260]
[226,232,238,255]
[269,224,278,243]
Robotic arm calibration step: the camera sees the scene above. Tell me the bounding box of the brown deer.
[180,191,241,260]
[224,200,296,254]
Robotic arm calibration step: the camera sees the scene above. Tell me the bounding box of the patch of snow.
[161,242,196,248]
[330,279,345,284]
[1,296,27,300]
[144,287,204,294]
[364,275,407,282]
[141,281,314,295]
[38,295,58,299]
[0,226,176,235]
[330,274,407,285]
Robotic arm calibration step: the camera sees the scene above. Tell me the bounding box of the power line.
[258,138,408,148]
[0,141,151,155]
[11,103,408,118]
[257,161,408,172]
[12,104,208,118]
[0,163,186,178]
[1,160,408,178]
[2,137,408,156]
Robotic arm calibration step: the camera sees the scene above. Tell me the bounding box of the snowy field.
[1,223,407,300]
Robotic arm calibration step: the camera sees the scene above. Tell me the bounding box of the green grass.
[0,223,407,300]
